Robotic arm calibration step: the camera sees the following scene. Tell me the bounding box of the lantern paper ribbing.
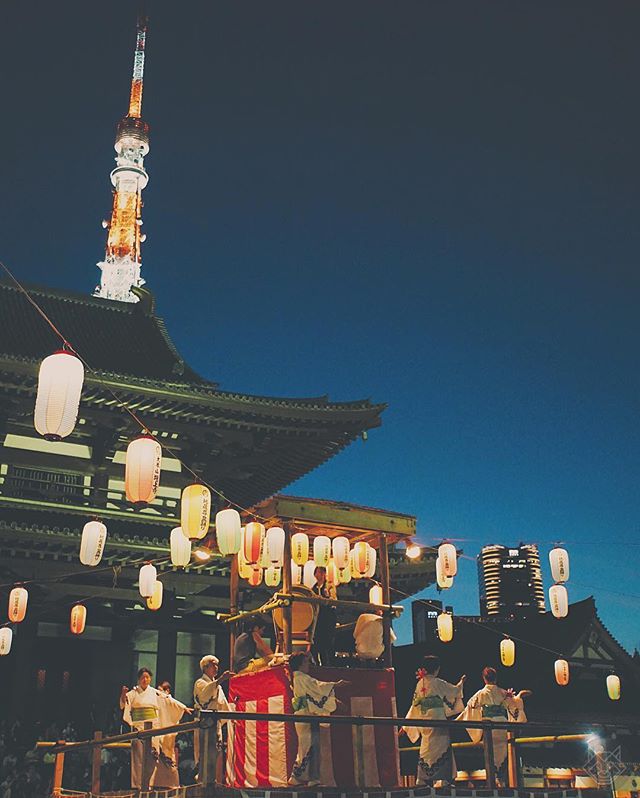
[265,565,281,587]
[0,628,12,656]
[549,547,570,583]
[332,536,350,569]
[147,580,163,610]
[170,527,191,567]
[244,522,265,565]
[313,535,331,568]
[139,564,157,598]
[437,612,453,642]
[500,638,515,667]
[438,543,457,577]
[8,587,28,623]
[70,604,87,635]
[555,659,570,686]
[549,584,569,618]
[303,560,317,589]
[80,521,107,566]
[606,674,621,701]
[181,484,211,540]
[266,527,285,566]
[352,542,371,578]
[125,435,162,505]
[291,532,309,566]
[369,584,383,606]
[34,351,84,440]
[436,556,453,589]
[215,509,241,555]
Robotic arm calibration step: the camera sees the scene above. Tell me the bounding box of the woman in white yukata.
[402,655,466,786]
[457,666,530,784]
[120,666,192,790]
[288,652,345,786]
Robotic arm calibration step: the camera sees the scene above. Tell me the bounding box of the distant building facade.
[412,599,454,644]
[478,543,545,619]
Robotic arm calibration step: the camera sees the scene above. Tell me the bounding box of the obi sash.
[131,706,158,722]
[482,704,508,719]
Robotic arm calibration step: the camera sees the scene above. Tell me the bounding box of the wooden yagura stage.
[225,664,400,789]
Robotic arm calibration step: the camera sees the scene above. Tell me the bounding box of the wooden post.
[91,730,103,795]
[282,523,293,655]
[483,728,496,789]
[230,553,239,667]
[199,713,219,792]
[378,533,392,667]
[52,741,65,797]
[506,729,518,788]
[141,720,153,790]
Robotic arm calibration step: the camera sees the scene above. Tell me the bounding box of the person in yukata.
[353,609,397,665]
[288,652,346,786]
[402,655,466,787]
[120,666,192,790]
[457,666,531,784]
[193,654,233,780]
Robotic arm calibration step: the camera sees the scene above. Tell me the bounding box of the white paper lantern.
[291,532,310,566]
[125,435,162,505]
[369,584,384,606]
[332,536,350,569]
[549,584,569,618]
[290,559,303,585]
[436,555,453,589]
[215,509,242,555]
[8,587,28,623]
[0,628,13,656]
[248,567,263,587]
[170,527,191,567]
[555,659,570,686]
[549,547,570,583]
[244,522,265,565]
[500,638,515,667]
[313,535,331,568]
[437,612,453,642]
[352,542,371,578]
[80,521,107,566]
[606,674,621,701]
[181,484,211,540]
[139,563,157,598]
[338,564,352,584]
[303,560,317,589]
[438,543,458,577]
[365,545,377,578]
[34,350,84,440]
[326,559,338,587]
[238,544,254,580]
[70,604,87,635]
[147,580,163,611]
[266,527,285,566]
[265,565,281,587]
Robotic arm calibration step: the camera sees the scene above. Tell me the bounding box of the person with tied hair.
[193,654,233,773]
[458,666,531,784]
[401,655,466,786]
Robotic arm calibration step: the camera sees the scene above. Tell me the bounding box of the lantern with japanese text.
[138,563,157,598]
[436,556,453,589]
[291,532,310,565]
[243,522,265,565]
[80,521,107,566]
[266,527,285,566]
[238,545,254,580]
[34,350,84,440]
[8,587,28,623]
[125,435,162,505]
[500,638,515,667]
[606,674,621,701]
[337,563,352,584]
[290,559,303,585]
[326,559,338,587]
[215,509,242,555]
[365,545,377,578]
[549,584,569,618]
[555,659,570,686]
[181,484,211,540]
[437,612,453,642]
[438,543,457,577]
[265,565,281,587]
[303,560,317,589]
[0,628,12,656]
[332,536,350,569]
[352,542,371,578]
[369,584,383,606]
[313,535,331,568]
[147,580,163,610]
[70,604,87,634]
[170,527,191,567]
[549,547,570,583]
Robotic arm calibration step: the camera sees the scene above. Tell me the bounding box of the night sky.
[1,2,639,651]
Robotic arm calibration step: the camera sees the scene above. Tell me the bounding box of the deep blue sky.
[1,2,639,651]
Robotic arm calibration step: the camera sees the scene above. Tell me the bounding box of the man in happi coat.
[457,666,530,784]
[120,667,192,789]
[402,655,466,786]
[193,655,232,779]
[288,652,345,786]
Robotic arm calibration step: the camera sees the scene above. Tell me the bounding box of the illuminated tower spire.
[94,15,150,303]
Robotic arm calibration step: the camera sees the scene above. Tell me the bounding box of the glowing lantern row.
[34,351,84,440]
[170,527,191,567]
[125,435,162,505]
[181,484,211,540]
[80,521,107,566]
[0,628,13,656]
[265,565,281,587]
[437,612,453,642]
[291,532,310,566]
[147,580,163,611]
[303,560,317,589]
[8,587,28,623]
[139,563,157,598]
[436,556,453,590]
[332,536,350,569]
[500,638,515,667]
[549,584,569,618]
[215,509,242,555]
[606,674,621,701]
[313,535,331,568]
[291,560,303,585]
[554,658,570,686]
[438,543,457,577]
[369,584,384,606]
[326,559,338,587]
[70,604,87,635]
[266,527,285,566]
[244,522,265,565]
[549,547,570,583]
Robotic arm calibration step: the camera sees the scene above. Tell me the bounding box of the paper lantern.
[248,567,263,587]
[406,543,421,560]
[80,521,107,566]
[606,674,621,701]
[369,584,384,606]
[215,509,241,555]
[337,564,352,584]
[125,435,162,505]
[0,628,12,656]
[290,559,303,585]
[70,604,87,635]
[436,556,453,589]
[243,522,265,565]
[352,542,371,578]
[265,565,281,587]
[365,545,377,578]
[555,659,570,686]
[438,543,457,577]
[549,584,569,618]
[138,563,157,598]
[332,536,350,569]
[549,547,570,583]
[146,580,163,611]
[291,532,310,565]
[34,350,84,440]
[181,484,211,540]
[266,526,285,566]
[326,559,338,587]
[8,587,28,623]
[437,612,453,642]
[500,638,515,667]
[313,535,331,568]
[170,527,191,567]
[303,560,317,589]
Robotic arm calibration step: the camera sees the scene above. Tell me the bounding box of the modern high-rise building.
[478,544,545,619]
